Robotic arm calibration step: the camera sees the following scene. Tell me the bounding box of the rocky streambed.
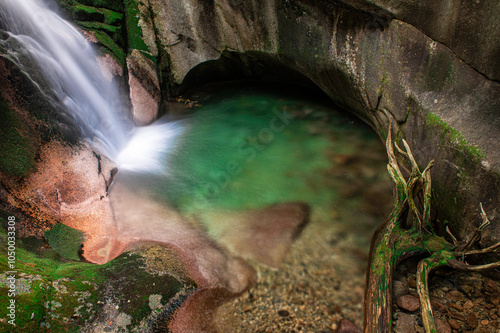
[1,0,500,331]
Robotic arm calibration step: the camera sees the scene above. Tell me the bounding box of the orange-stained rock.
[5,138,309,332]
[7,140,119,263]
[108,174,257,292]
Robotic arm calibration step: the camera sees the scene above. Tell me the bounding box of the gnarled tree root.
[363,123,500,333]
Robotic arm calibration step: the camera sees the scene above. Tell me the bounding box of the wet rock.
[333,154,358,165]
[463,299,475,310]
[342,0,500,80]
[0,243,190,332]
[445,290,464,302]
[149,294,163,311]
[393,280,409,299]
[448,319,461,330]
[97,53,123,83]
[109,176,260,332]
[449,302,463,312]
[208,202,311,268]
[396,294,420,312]
[336,318,362,333]
[394,313,416,333]
[142,0,500,249]
[408,276,417,289]
[435,318,452,333]
[484,278,499,294]
[447,309,466,322]
[467,312,478,329]
[6,141,119,263]
[277,309,290,317]
[126,49,160,126]
[430,299,447,312]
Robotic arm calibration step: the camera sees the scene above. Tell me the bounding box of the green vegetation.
[94,30,126,65]
[0,97,36,177]
[423,50,455,91]
[56,0,127,66]
[0,218,188,332]
[71,4,123,25]
[66,0,124,12]
[364,126,500,332]
[426,112,485,163]
[44,223,84,261]
[77,21,121,33]
[57,0,159,66]
[124,0,151,55]
[0,222,102,331]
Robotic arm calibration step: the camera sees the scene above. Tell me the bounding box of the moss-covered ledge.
[0,220,194,332]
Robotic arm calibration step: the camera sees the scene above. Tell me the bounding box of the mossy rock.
[57,0,124,12]
[0,218,194,332]
[55,0,127,67]
[425,113,485,164]
[124,0,152,54]
[44,223,84,261]
[0,96,36,177]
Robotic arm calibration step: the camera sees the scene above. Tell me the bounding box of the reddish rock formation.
[126,50,160,126]
[5,140,309,331]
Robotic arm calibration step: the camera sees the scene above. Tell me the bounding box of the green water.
[159,85,391,236]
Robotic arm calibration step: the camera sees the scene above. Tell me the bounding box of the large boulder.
[127,49,161,126]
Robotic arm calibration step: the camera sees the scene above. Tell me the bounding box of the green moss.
[423,50,455,91]
[0,220,188,331]
[68,0,123,12]
[56,0,118,13]
[424,235,451,252]
[0,223,100,331]
[124,0,150,53]
[0,97,36,177]
[76,21,121,33]
[94,30,126,66]
[426,113,485,163]
[44,223,84,261]
[55,0,126,67]
[71,4,123,25]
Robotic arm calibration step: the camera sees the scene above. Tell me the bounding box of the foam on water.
[117,120,185,174]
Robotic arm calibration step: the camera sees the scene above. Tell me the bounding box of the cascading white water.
[0,0,183,170]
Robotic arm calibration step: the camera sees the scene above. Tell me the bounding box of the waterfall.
[0,0,183,171]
